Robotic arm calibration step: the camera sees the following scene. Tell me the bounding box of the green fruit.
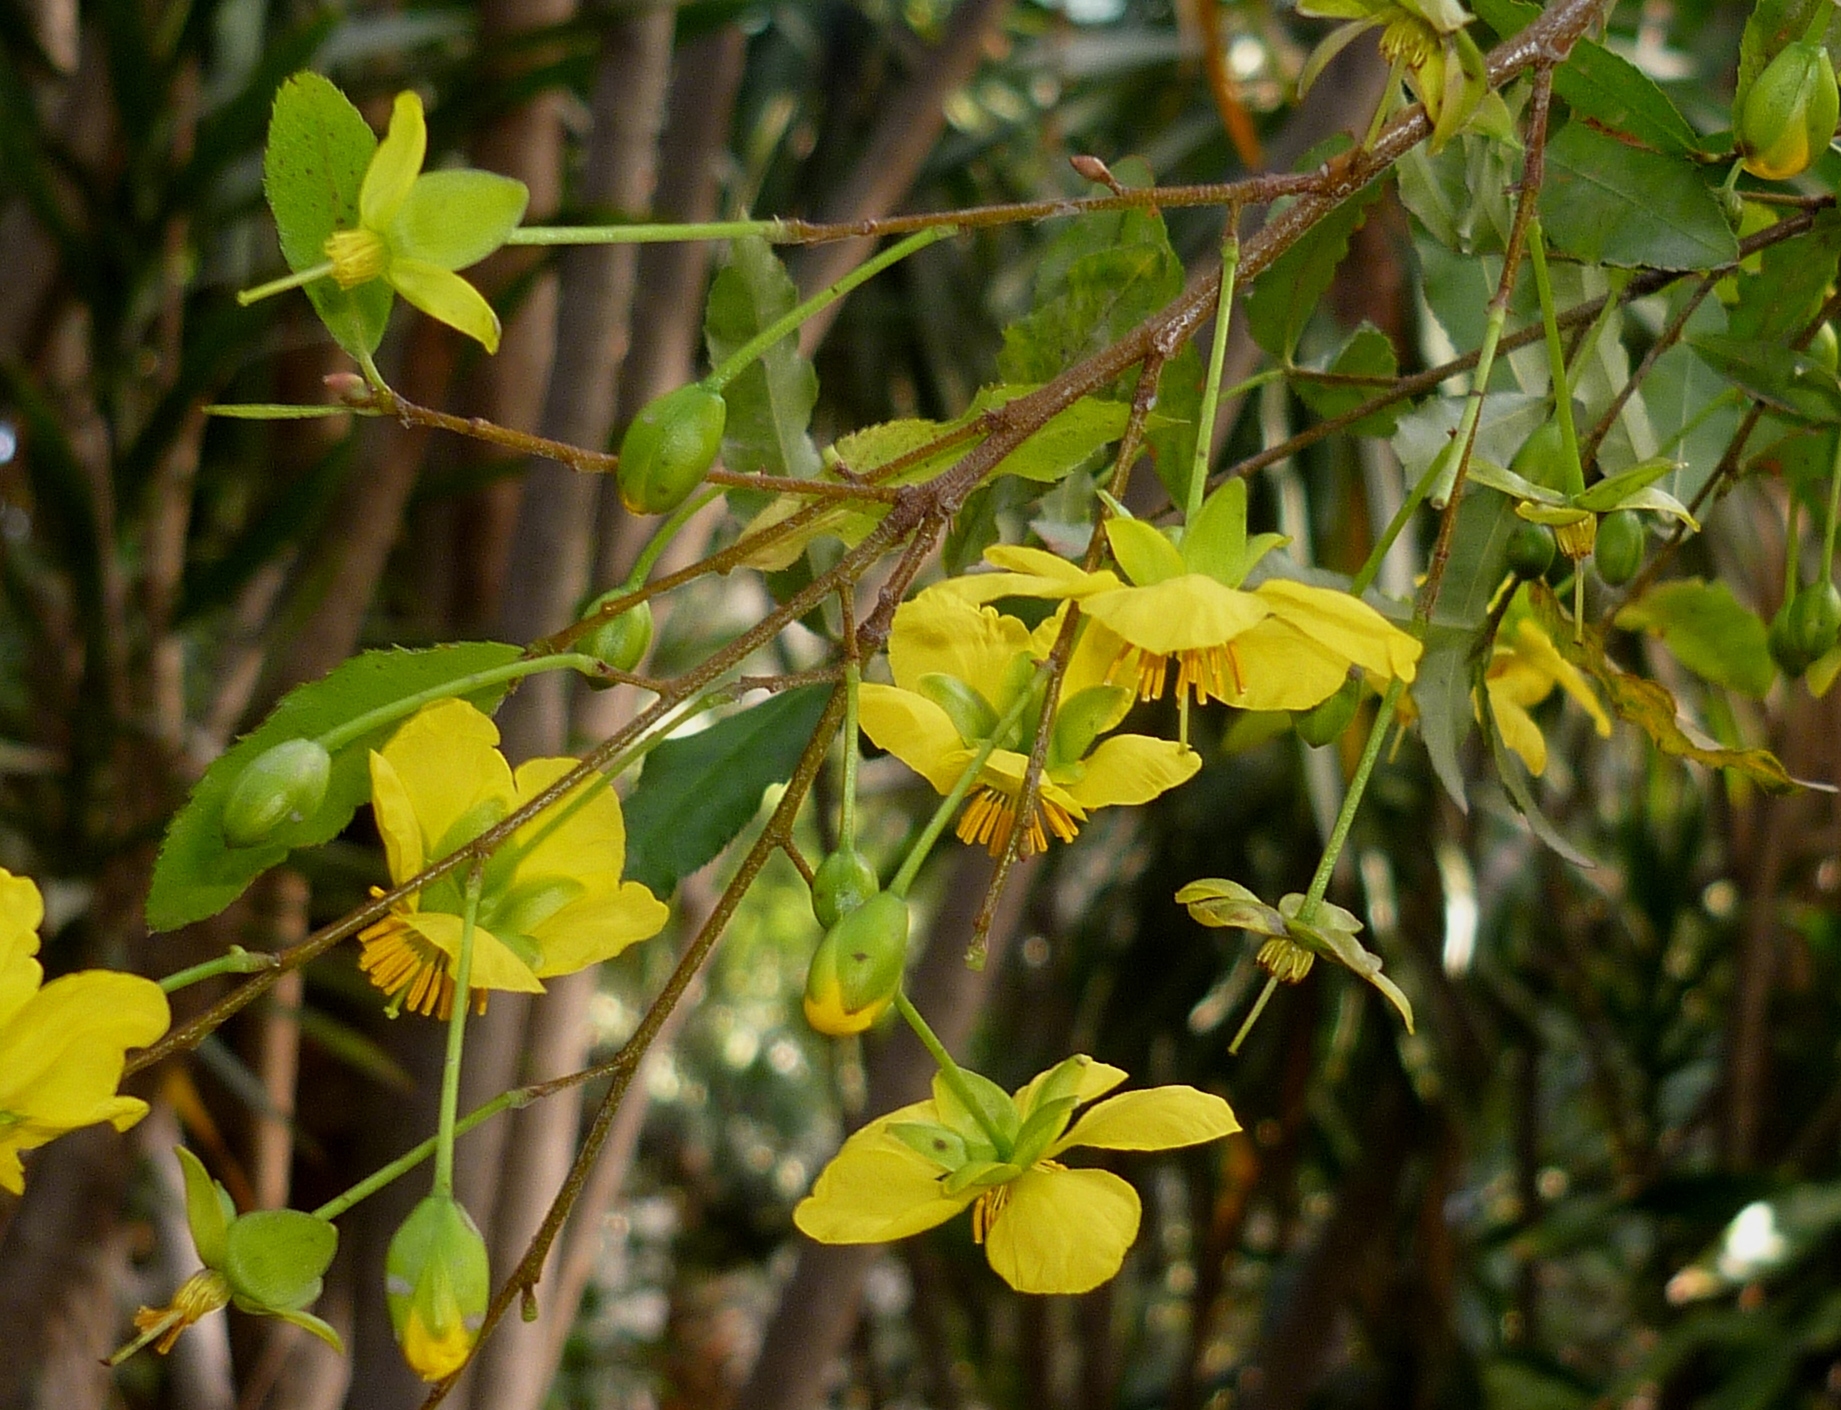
[1809,320,1839,375]
[617,382,726,516]
[580,593,654,675]
[222,739,332,848]
[1510,420,1573,492]
[804,891,909,1036]
[1736,39,1840,181]
[1292,676,1360,748]
[811,846,879,929]
[1506,521,1558,580]
[1592,510,1645,586]
[1782,581,1841,674]
[1770,599,1817,676]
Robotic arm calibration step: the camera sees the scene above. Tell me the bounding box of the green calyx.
[579,593,655,677]
[810,846,880,929]
[1293,675,1362,747]
[1593,509,1646,586]
[803,891,910,1036]
[1771,581,1841,675]
[1736,40,1840,181]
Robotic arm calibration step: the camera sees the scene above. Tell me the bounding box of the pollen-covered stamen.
[324,227,388,289]
[118,1270,231,1360]
[956,786,1082,858]
[357,892,489,1020]
[971,1184,1009,1244]
[1256,936,1315,984]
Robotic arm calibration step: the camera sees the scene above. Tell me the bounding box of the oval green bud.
[1737,40,1840,181]
[1809,320,1840,375]
[803,891,909,1037]
[617,382,726,516]
[1291,675,1361,748]
[811,846,880,929]
[386,1195,491,1383]
[1592,510,1645,587]
[1506,520,1558,580]
[222,739,332,848]
[1787,580,1841,668]
[1770,597,1817,677]
[580,592,654,677]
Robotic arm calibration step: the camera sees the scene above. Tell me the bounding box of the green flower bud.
[386,1195,491,1383]
[1592,510,1645,587]
[1773,581,1841,676]
[222,739,332,848]
[1291,675,1361,748]
[1510,420,1573,493]
[580,592,654,677]
[803,891,909,1036]
[1809,320,1840,375]
[811,846,880,929]
[1736,40,1840,181]
[1506,520,1558,580]
[617,382,726,516]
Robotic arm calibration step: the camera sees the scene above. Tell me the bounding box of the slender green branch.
[312,654,603,754]
[158,947,278,993]
[1298,677,1406,921]
[1187,216,1242,525]
[237,261,334,305]
[314,1089,527,1222]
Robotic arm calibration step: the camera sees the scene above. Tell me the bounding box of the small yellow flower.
[857,590,1199,857]
[0,869,168,1194]
[794,1055,1238,1294]
[357,698,669,1019]
[1479,608,1611,777]
[322,92,529,352]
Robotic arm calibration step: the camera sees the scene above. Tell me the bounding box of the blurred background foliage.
[0,0,1839,1409]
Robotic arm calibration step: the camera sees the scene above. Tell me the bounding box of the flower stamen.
[955,786,1082,858]
[357,893,488,1021]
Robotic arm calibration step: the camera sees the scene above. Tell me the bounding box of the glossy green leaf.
[995,397,1130,481]
[1414,622,1482,810]
[704,237,822,478]
[1690,333,1841,424]
[1539,124,1738,271]
[1616,579,1776,698]
[1727,210,1841,344]
[1293,323,1403,436]
[263,72,391,359]
[623,685,832,896]
[147,642,526,931]
[1245,152,1386,360]
[224,1209,338,1311]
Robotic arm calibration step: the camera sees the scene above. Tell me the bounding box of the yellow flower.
[1479,610,1611,777]
[357,698,669,1019]
[857,590,1199,857]
[322,92,529,353]
[0,869,168,1194]
[941,484,1420,712]
[794,1055,1238,1294]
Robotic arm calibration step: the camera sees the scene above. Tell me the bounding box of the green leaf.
[1293,323,1403,436]
[147,642,526,932]
[995,397,1130,481]
[224,1209,338,1312]
[1245,154,1387,360]
[263,72,391,360]
[1480,679,1600,868]
[1147,343,1206,509]
[1399,131,1515,253]
[704,237,822,478]
[1415,622,1482,810]
[1616,579,1776,697]
[622,685,832,896]
[1727,210,1841,344]
[1690,333,1841,424]
[1473,0,1700,155]
[1538,124,1738,271]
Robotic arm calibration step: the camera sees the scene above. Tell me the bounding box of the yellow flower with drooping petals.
[794,1054,1238,1294]
[0,868,169,1194]
[357,698,669,1019]
[942,482,1421,711]
[1479,602,1612,776]
[857,590,1199,857]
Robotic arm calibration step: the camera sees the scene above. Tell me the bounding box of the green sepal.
[1105,516,1186,585]
[175,1147,233,1272]
[224,1209,338,1312]
[265,1306,346,1354]
[1010,1096,1080,1170]
[933,1067,1020,1153]
[941,1159,1023,1196]
[887,1121,970,1171]
[1049,685,1133,769]
[917,673,1000,745]
[1175,878,1288,937]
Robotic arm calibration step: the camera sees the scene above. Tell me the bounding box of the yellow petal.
[1215,618,1356,711]
[528,881,670,977]
[0,971,167,1133]
[939,546,1114,605]
[794,1121,976,1243]
[398,912,545,995]
[361,91,427,229]
[1081,577,1268,656]
[388,261,503,353]
[1065,735,1200,810]
[377,699,515,871]
[1507,620,1611,736]
[1054,1085,1239,1154]
[983,1166,1140,1295]
[887,592,1034,701]
[509,757,628,879]
[858,683,976,795]
[0,869,44,1032]
[1255,580,1422,682]
[1484,682,1548,776]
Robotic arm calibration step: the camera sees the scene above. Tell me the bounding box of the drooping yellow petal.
[0,869,44,1032]
[1214,618,1357,711]
[528,880,670,978]
[1053,1085,1240,1155]
[1505,619,1611,736]
[376,700,515,871]
[508,757,628,881]
[1254,579,1422,682]
[858,683,976,795]
[1067,735,1201,810]
[1484,682,1548,776]
[940,546,1116,606]
[395,911,545,995]
[360,91,427,229]
[983,1166,1140,1295]
[1081,576,1269,656]
[887,592,1035,701]
[388,261,503,354]
[794,1120,977,1244]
